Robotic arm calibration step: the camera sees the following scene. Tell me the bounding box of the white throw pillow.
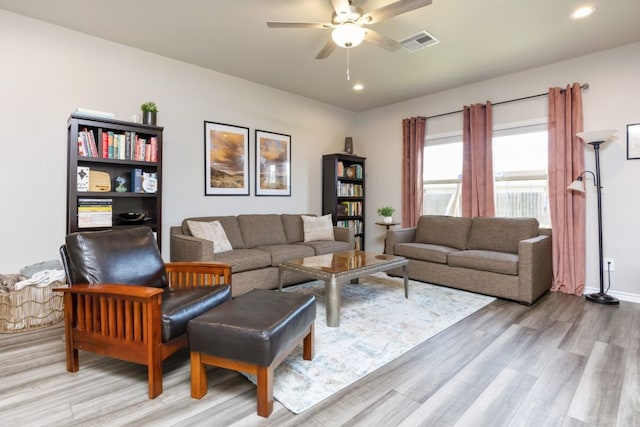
[302,214,335,242]
[187,220,233,254]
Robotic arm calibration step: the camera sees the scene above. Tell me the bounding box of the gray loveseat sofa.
[385,215,552,304]
[170,214,354,296]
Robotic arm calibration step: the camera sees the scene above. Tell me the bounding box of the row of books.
[336,182,364,197]
[77,128,158,162]
[337,201,363,216]
[336,219,364,234]
[336,162,364,179]
[78,198,112,228]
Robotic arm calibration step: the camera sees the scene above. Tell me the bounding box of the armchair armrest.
[518,234,552,304]
[385,227,416,255]
[170,226,215,262]
[333,226,355,249]
[164,262,232,290]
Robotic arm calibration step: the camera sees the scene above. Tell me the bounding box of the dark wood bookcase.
[322,153,366,250]
[66,113,164,248]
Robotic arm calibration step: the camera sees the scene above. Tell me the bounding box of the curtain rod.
[424,83,590,120]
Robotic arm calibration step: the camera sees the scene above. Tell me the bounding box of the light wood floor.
[1,289,638,426]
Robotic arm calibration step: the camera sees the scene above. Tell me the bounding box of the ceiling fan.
[267,0,433,59]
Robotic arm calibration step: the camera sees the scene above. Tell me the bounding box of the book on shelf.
[77,166,90,192]
[76,127,157,163]
[131,168,143,193]
[77,198,112,228]
[75,107,115,119]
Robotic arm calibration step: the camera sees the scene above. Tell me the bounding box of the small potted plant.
[377,206,395,223]
[140,101,158,125]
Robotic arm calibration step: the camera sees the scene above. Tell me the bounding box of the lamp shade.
[567,179,586,192]
[332,22,366,48]
[576,129,616,143]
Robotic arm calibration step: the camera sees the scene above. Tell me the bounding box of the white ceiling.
[2,0,640,112]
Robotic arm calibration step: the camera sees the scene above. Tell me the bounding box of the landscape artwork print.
[204,121,249,195]
[255,130,291,196]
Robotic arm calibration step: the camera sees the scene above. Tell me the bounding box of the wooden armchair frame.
[54,262,231,398]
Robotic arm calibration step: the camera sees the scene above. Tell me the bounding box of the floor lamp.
[568,129,619,305]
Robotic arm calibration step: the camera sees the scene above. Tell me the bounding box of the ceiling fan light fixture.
[332,21,366,48]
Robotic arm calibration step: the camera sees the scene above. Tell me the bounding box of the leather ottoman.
[187,288,316,417]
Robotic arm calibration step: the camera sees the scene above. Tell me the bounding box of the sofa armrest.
[170,226,215,262]
[518,234,552,304]
[385,227,416,255]
[333,226,355,249]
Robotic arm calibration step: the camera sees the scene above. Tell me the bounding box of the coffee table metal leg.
[403,264,409,298]
[325,276,341,327]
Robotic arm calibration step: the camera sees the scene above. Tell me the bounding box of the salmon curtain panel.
[462,102,495,217]
[401,116,427,227]
[548,83,585,295]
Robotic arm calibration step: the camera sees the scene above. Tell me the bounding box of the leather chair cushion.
[161,285,231,342]
[63,227,167,288]
[188,289,316,366]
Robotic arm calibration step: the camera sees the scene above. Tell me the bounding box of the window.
[423,122,550,227]
[423,135,462,216]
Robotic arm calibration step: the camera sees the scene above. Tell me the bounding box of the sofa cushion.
[282,214,307,243]
[414,215,472,250]
[255,244,315,266]
[211,249,272,273]
[467,217,539,254]
[393,243,456,264]
[182,216,245,249]
[447,250,519,275]
[186,220,233,254]
[238,214,288,248]
[302,214,335,242]
[296,240,352,255]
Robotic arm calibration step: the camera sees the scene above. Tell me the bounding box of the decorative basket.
[0,280,66,333]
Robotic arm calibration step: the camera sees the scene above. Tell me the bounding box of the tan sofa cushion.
[282,214,306,243]
[212,249,272,273]
[467,217,539,254]
[394,243,456,264]
[182,216,245,249]
[296,240,352,255]
[414,215,472,250]
[447,250,519,275]
[255,244,315,266]
[238,214,287,248]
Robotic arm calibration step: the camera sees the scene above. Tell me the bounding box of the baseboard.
[583,286,640,304]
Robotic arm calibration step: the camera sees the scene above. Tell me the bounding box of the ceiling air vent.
[400,30,439,53]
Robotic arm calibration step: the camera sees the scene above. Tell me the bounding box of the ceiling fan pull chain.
[346,48,351,81]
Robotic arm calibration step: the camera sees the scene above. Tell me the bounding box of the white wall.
[0,10,356,271]
[357,42,640,299]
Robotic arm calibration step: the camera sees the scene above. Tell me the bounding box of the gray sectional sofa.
[385,215,552,304]
[170,214,354,296]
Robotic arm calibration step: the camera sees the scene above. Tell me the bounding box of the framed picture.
[627,123,640,160]
[204,121,250,195]
[255,130,291,196]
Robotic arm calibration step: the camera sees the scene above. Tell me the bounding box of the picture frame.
[255,130,291,196]
[627,123,640,160]
[204,121,250,195]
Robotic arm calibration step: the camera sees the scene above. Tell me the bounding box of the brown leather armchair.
[55,226,232,398]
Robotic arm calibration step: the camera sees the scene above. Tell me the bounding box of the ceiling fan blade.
[267,21,331,29]
[315,39,337,59]
[362,0,432,25]
[364,29,402,52]
[330,0,352,16]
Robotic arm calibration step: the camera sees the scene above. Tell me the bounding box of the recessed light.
[353,83,364,91]
[571,5,595,19]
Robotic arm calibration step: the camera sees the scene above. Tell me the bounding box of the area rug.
[245,273,495,414]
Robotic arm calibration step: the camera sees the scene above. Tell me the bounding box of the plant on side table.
[377,206,395,224]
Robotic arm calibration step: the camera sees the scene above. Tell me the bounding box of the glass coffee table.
[278,250,408,327]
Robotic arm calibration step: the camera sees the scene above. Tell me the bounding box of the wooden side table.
[375,222,400,252]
